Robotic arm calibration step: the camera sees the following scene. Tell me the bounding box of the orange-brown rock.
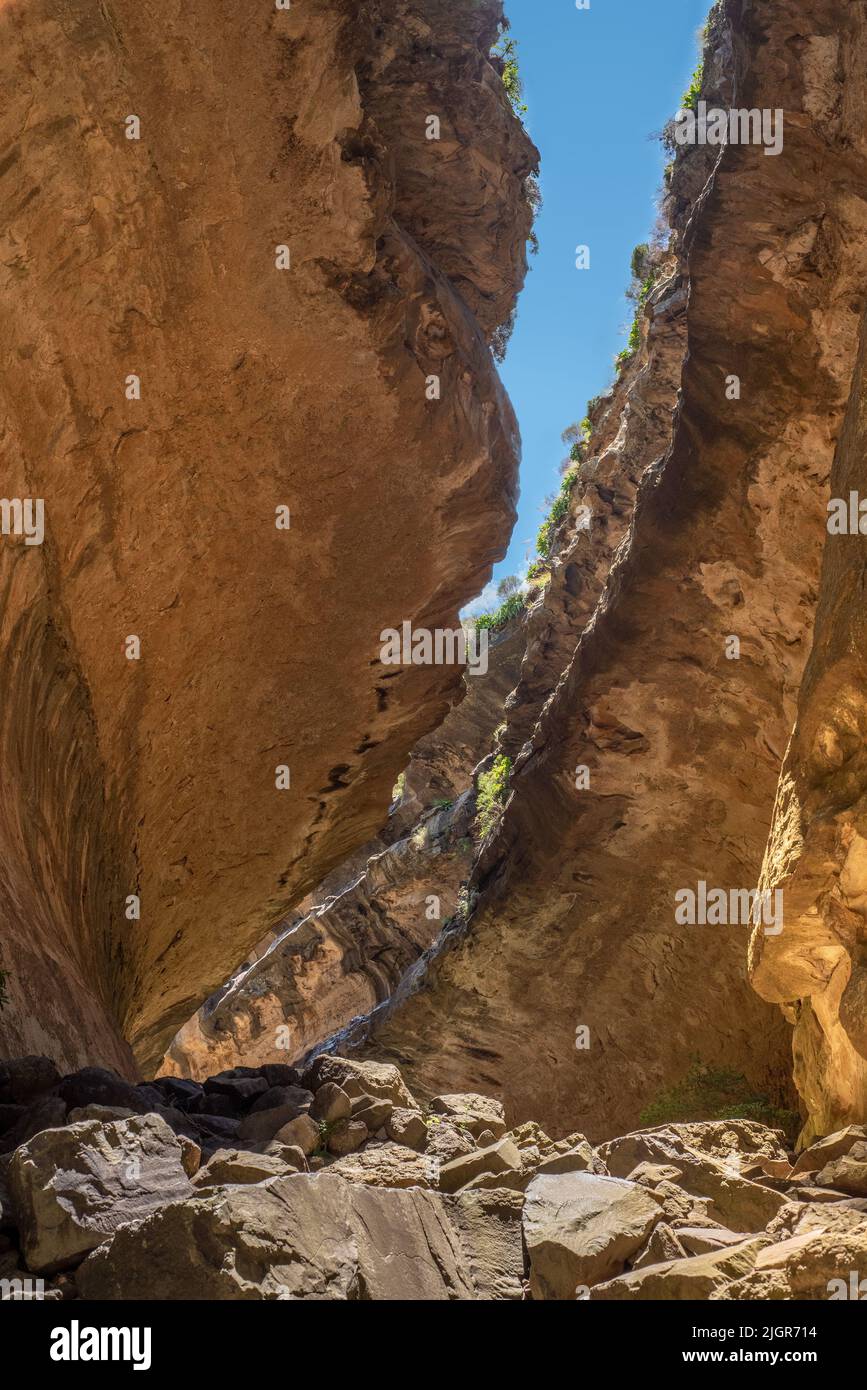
[161,616,525,1080]
[0,0,535,1075]
[364,0,867,1140]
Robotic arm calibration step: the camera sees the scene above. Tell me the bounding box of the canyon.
[2,0,867,1305]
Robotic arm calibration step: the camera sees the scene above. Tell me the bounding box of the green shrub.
[491,31,528,117]
[391,771,406,804]
[475,755,512,838]
[639,1060,800,1144]
[474,592,526,632]
[536,468,578,559]
[681,59,704,113]
[617,259,658,372]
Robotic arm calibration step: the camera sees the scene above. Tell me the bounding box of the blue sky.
[464,0,709,613]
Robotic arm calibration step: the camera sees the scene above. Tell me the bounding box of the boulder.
[193,1149,297,1189]
[272,1114,320,1157]
[462,1168,527,1193]
[0,1056,60,1106]
[68,1105,135,1125]
[0,1096,68,1154]
[309,1084,351,1125]
[9,1114,194,1273]
[792,1126,867,1176]
[677,1225,756,1256]
[718,1230,867,1300]
[523,1172,662,1298]
[249,1085,314,1116]
[191,1115,240,1145]
[350,1096,393,1132]
[302,1056,416,1109]
[259,1065,303,1090]
[385,1108,428,1151]
[536,1143,606,1176]
[203,1074,269,1106]
[592,1238,765,1300]
[439,1138,522,1195]
[55,1068,148,1116]
[429,1093,507,1142]
[77,1174,479,1300]
[263,1143,308,1172]
[178,1135,201,1178]
[327,1143,431,1189]
[507,1121,558,1158]
[0,1105,25,1137]
[425,1119,475,1165]
[449,1188,526,1300]
[237,1100,311,1144]
[149,1077,202,1109]
[632,1222,686,1270]
[816,1144,867,1197]
[603,1131,786,1232]
[326,1119,368,1157]
[628,1162,685,1188]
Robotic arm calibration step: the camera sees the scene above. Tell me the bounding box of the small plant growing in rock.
[491,27,528,117]
[475,755,512,839]
[473,591,526,632]
[640,1059,800,1145]
[536,468,578,559]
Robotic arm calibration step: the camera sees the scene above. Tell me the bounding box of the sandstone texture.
[362,0,867,1142]
[0,0,535,1076]
[161,613,524,1081]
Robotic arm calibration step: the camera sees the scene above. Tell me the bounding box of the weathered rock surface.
[523,1171,661,1299]
[0,0,535,1077]
[77,1174,480,1301]
[161,606,526,1082]
[9,1114,193,1273]
[360,0,867,1143]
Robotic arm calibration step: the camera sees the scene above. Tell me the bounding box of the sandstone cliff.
[161,618,525,1080]
[0,0,536,1076]
[362,0,867,1141]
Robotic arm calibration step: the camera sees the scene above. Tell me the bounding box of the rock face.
[0,0,535,1077]
[162,792,478,1079]
[160,614,524,1081]
[360,0,867,1140]
[749,297,867,1139]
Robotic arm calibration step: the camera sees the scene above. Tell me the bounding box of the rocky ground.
[2,1052,866,1300]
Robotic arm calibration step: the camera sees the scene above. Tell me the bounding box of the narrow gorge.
[2,0,867,1330]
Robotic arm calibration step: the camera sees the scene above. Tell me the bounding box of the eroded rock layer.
[0,0,535,1074]
[161,619,525,1080]
[365,0,867,1141]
